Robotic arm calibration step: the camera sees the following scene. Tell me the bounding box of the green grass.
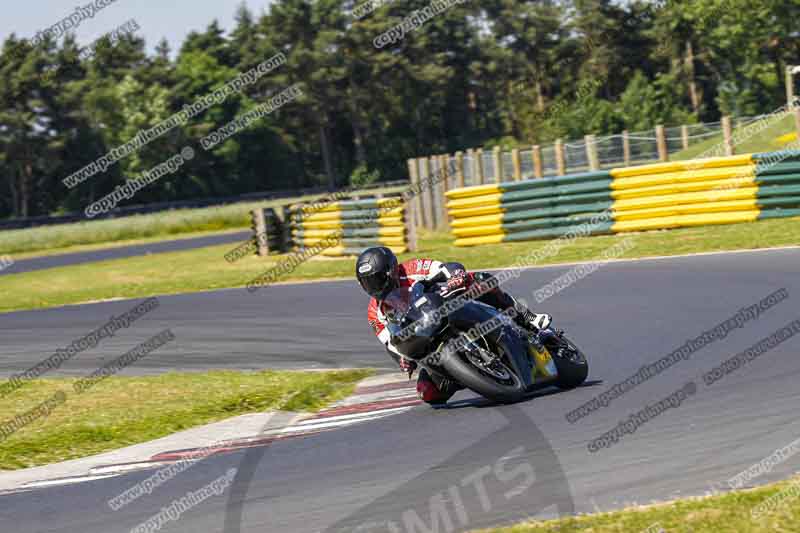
[0,369,372,470]
[474,477,800,532]
[0,185,405,257]
[669,114,797,161]
[1,216,799,313]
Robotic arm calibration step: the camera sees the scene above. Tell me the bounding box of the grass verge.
[474,476,800,532]
[0,216,799,313]
[0,369,373,470]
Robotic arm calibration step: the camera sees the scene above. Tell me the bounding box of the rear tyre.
[439,340,526,403]
[546,333,588,389]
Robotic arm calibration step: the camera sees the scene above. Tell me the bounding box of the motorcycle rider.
[356,246,552,405]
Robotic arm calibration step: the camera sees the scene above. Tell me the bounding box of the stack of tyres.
[446,171,614,246]
[288,196,408,256]
[445,149,800,246]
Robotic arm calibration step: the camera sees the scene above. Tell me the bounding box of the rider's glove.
[445,271,473,293]
[399,357,417,374]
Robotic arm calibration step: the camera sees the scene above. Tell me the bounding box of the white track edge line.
[299,405,417,425]
[281,408,414,432]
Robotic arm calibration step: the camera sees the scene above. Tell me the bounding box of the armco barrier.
[286,194,412,256]
[446,150,800,246]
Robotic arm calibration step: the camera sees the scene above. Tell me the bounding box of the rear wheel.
[545,332,588,389]
[439,336,526,403]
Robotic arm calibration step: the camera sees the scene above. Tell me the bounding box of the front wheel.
[438,338,527,404]
[544,332,588,389]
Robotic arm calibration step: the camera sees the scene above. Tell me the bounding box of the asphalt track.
[1,230,250,276]
[2,247,800,532]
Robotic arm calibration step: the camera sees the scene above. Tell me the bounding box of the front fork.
[528,329,559,384]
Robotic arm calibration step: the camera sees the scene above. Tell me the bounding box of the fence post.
[532,145,543,178]
[251,208,268,257]
[407,158,423,229]
[585,134,599,171]
[475,148,485,185]
[787,66,796,108]
[493,146,503,183]
[465,149,473,186]
[405,195,418,252]
[431,156,442,230]
[681,125,689,150]
[622,130,631,166]
[655,125,668,161]
[439,155,449,229]
[423,156,436,230]
[435,155,444,190]
[555,138,566,175]
[511,148,522,181]
[442,154,452,192]
[465,149,475,186]
[455,151,465,188]
[722,116,734,156]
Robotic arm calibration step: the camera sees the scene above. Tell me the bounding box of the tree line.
[1,0,798,219]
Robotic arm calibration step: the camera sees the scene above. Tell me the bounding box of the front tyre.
[545,332,588,389]
[439,340,526,404]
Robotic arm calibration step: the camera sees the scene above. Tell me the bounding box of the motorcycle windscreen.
[383,287,434,358]
[381,288,411,322]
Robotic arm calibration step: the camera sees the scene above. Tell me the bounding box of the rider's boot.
[416,368,463,406]
[471,272,551,333]
[514,303,552,333]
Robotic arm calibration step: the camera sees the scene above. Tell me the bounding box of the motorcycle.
[382,282,588,404]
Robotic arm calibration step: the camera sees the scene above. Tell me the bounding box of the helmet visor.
[359,271,392,298]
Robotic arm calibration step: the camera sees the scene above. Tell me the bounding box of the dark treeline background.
[1,0,798,219]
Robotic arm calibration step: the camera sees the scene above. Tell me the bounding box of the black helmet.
[356,246,399,299]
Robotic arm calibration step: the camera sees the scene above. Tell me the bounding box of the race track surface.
[2,247,799,532]
[1,231,250,276]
